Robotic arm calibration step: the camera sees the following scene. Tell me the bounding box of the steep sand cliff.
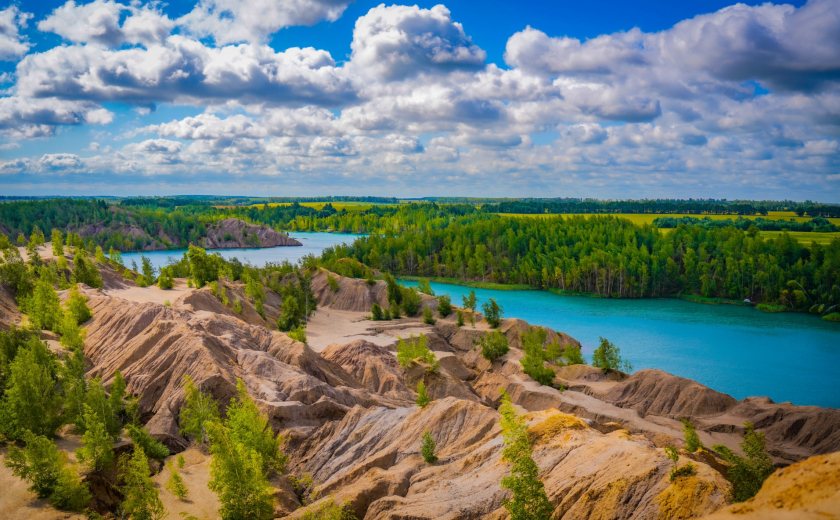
[1,262,839,519]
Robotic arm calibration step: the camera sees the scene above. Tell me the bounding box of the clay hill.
[1,257,839,520]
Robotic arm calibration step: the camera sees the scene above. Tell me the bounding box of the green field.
[249,201,397,212]
[759,231,839,246]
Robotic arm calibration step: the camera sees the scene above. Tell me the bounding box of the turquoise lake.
[124,233,840,409]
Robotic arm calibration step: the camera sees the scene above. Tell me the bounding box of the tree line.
[653,216,839,233]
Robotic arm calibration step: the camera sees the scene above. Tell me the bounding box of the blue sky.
[0,0,837,199]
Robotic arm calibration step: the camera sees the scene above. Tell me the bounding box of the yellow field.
[759,231,839,246]
[498,211,840,226]
[248,201,397,212]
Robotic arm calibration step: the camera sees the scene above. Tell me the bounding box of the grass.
[758,231,839,246]
[822,313,840,323]
[396,275,534,291]
[676,294,752,306]
[756,303,789,313]
[546,288,604,298]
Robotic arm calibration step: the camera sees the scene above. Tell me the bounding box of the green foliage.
[477,329,510,362]
[389,299,401,318]
[179,375,220,444]
[288,325,307,344]
[277,295,300,331]
[119,447,167,520]
[177,454,185,468]
[84,376,122,440]
[0,336,63,439]
[0,245,34,298]
[4,431,91,511]
[497,390,554,520]
[76,404,115,472]
[382,307,391,320]
[370,303,383,321]
[400,286,422,317]
[396,334,437,371]
[482,298,504,328]
[226,379,289,473]
[51,229,64,257]
[519,327,556,386]
[415,381,430,407]
[417,279,434,296]
[95,246,107,264]
[421,430,438,464]
[822,312,840,322]
[298,497,357,520]
[188,245,224,288]
[422,305,436,325]
[436,294,452,317]
[462,290,477,311]
[276,271,317,329]
[66,285,93,324]
[61,346,87,431]
[664,445,695,482]
[71,251,103,289]
[141,256,155,283]
[165,462,189,500]
[562,344,585,365]
[327,274,340,292]
[591,337,632,373]
[108,247,123,267]
[233,298,243,314]
[29,269,63,332]
[127,424,170,461]
[681,418,703,453]
[712,422,775,502]
[59,310,87,351]
[456,310,464,327]
[157,267,174,290]
[207,420,276,520]
[384,273,402,304]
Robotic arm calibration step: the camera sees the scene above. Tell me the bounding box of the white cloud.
[38,0,174,47]
[0,6,33,61]
[177,0,353,45]
[348,4,486,81]
[0,97,112,138]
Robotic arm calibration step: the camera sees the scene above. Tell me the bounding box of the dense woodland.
[653,216,839,233]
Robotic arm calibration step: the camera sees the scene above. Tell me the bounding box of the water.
[402,280,840,408]
[125,233,840,408]
[121,232,361,271]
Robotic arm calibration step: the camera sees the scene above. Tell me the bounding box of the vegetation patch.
[676,294,751,306]
[397,275,533,291]
[527,411,586,443]
[821,313,840,322]
[756,303,788,313]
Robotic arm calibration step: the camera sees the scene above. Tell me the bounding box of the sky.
[0,0,838,200]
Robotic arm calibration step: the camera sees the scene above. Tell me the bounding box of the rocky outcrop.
[0,283,21,330]
[321,340,412,398]
[201,218,301,249]
[310,268,438,313]
[699,451,840,520]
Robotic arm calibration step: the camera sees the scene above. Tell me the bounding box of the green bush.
[396,334,437,371]
[179,375,220,444]
[327,274,340,292]
[436,294,452,317]
[482,298,503,328]
[400,286,422,317]
[756,303,787,313]
[712,422,774,502]
[289,325,307,344]
[371,303,383,321]
[389,300,401,318]
[421,430,438,464]
[591,337,632,373]
[65,285,93,324]
[417,280,435,296]
[477,330,509,362]
[165,462,189,500]
[157,268,174,290]
[415,381,430,407]
[126,424,170,461]
[562,344,585,365]
[520,327,556,386]
[822,312,840,322]
[681,418,703,453]
[456,310,464,327]
[422,306,436,325]
[118,447,167,520]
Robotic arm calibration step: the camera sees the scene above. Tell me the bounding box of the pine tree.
[477,330,509,361]
[482,298,504,328]
[59,310,87,351]
[76,404,115,472]
[119,448,167,520]
[51,229,64,257]
[179,375,220,444]
[591,337,632,373]
[71,251,103,289]
[61,346,88,431]
[126,424,170,461]
[165,461,189,500]
[420,430,438,464]
[207,420,276,520]
[29,270,63,332]
[681,418,703,452]
[712,422,775,502]
[1,337,63,439]
[415,381,430,407]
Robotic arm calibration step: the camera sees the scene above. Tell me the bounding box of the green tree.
[61,346,88,431]
[681,418,703,453]
[277,295,300,331]
[519,328,555,386]
[76,404,115,472]
[562,344,585,366]
[51,229,64,257]
[370,303,383,321]
[29,270,63,332]
[477,329,510,362]
[389,299,401,319]
[417,279,434,296]
[188,245,222,288]
[591,337,632,373]
[422,306,436,325]
[462,291,477,312]
[0,245,34,298]
[141,256,155,284]
[71,251,103,289]
[421,430,438,464]
[179,375,220,444]
[108,370,127,428]
[436,294,452,317]
[396,335,437,370]
[59,310,87,351]
[65,285,93,324]
[400,286,422,316]
[119,447,167,520]
[326,274,340,292]
[157,267,174,290]
[225,379,288,473]
[498,390,553,520]
[127,424,170,461]
[415,381,430,407]
[456,310,464,327]
[95,246,107,264]
[712,422,775,502]
[288,325,307,344]
[482,298,504,328]
[207,420,276,520]
[165,461,189,500]
[0,337,63,439]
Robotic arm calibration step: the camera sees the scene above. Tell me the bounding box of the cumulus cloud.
[0,97,113,138]
[177,0,353,45]
[0,6,33,61]
[38,0,174,47]
[348,4,486,81]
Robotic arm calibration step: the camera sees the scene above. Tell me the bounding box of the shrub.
[462,291,477,312]
[119,448,167,520]
[136,274,148,287]
[591,337,632,373]
[436,294,452,317]
[2,337,63,439]
[417,280,434,296]
[233,298,243,314]
[289,325,307,344]
[277,295,300,331]
[477,330,509,361]
[65,285,93,324]
[59,311,86,351]
[756,303,787,313]
[681,418,703,452]
[389,300,401,318]
[126,424,169,461]
[163,300,171,307]
[177,454,186,469]
[226,379,289,473]
[415,381,430,407]
[422,306,436,325]
[482,298,503,328]
[371,303,383,321]
[396,334,437,371]
[327,274,340,292]
[157,268,174,290]
[712,422,775,502]
[562,344,585,365]
[29,270,63,332]
[71,251,103,289]
[421,430,438,464]
[299,497,357,520]
[400,286,422,317]
[383,308,392,320]
[456,310,464,327]
[520,327,555,386]
[822,312,840,322]
[76,404,115,472]
[664,445,695,481]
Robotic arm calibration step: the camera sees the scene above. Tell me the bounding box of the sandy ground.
[153,447,221,520]
[305,308,437,352]
[105,278,192,305]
